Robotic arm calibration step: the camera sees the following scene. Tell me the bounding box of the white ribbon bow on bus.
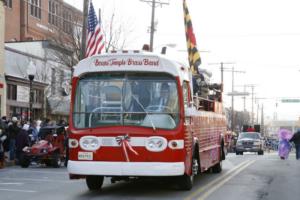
[116,134,139,162]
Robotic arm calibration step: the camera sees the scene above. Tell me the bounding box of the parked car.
[20,125,66,168]
[235,132,264,155]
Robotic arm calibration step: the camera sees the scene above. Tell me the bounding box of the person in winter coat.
[8,117,21,161]
[278,129,293,160]
[15,124,30,164]
[290,129,300,160]
[0,130,8,168]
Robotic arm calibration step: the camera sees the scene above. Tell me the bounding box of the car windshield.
[239,132,261,140]
[73,73,179,130]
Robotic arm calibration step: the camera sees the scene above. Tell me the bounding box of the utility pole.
[235,84,257,125]
[208,62,235,91]
[243,85,247,112]
[225,67,246,131]
[231,67,234,131]
[256,100,259,124]
[261,104,264,136]
[251,85,255,126]
[209,62,247,131]
[229,67,246,131]
[81,0,89,60]
[140,0,169,52]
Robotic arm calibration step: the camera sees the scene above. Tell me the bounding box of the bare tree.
[235,111,251,131]
[43,8,136,119]
[225,108,251,132]
[100,7,136,51]
[48,8,136,72]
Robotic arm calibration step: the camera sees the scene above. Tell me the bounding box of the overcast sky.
[65,0,300,121]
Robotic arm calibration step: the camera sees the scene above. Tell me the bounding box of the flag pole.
[98,8,101,25]
[81,0,89,60]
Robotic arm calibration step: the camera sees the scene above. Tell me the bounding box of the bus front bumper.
[68,160,185,176]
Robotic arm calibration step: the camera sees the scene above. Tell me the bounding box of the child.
[278,129,293,160]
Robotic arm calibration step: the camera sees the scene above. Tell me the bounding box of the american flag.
[85,1,105,57]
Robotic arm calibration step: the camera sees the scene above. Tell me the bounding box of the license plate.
[78,152,93,160]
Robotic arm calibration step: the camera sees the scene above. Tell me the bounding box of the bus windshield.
[73,73,179,130]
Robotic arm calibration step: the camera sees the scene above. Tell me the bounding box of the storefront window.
[7,84,17,100]
[30,0,41,19]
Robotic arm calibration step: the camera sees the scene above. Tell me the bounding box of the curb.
[4,160,15,167]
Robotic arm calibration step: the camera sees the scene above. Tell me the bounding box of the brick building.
[3,0,82,121]
[4,0,82,42]
[0,0,6,117]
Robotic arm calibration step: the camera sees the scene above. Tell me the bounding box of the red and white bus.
[67,51,227,190]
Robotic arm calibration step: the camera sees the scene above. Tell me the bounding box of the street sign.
[227,92,250,96]
[281,99,300,103]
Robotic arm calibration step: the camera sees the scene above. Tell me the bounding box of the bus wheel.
[212,161,222,173]
[177,156,198,190]
[86,176,104,191]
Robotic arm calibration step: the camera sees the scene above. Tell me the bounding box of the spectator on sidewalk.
[15,124,30,164]
[41,118,51,128]
[28,121,39,144]
[36,120,42,133]
[290,129,300,160]
[0,116,9,159]
[8,117,21,162]
[0,129,8,168]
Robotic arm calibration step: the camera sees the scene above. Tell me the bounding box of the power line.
[140,0,169,52]
[208,62,235,91]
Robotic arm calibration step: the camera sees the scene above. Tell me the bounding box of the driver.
[154,83,170,112]
[160,83,170,107]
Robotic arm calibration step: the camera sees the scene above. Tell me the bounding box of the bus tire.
[177,153,198,190]
[212,162,222,173]
[177,174,193,190]
[86,175,104,191]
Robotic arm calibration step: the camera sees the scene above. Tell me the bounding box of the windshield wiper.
[132,95,156,131]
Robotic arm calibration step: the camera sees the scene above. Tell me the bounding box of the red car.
[20,125,66,168]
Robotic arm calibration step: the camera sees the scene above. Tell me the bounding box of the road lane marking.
[0,182,23,185]
[7,169,67,174]
[184,160,252,200]
[0,177,78,183]
[197,160,255,200]
[0,188,37,193]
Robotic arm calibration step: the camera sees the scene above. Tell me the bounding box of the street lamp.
[27,61,36,123]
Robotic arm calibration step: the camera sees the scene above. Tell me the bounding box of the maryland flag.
[183,0,201,74]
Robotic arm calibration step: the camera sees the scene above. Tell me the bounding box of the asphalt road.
[0,152,299,200]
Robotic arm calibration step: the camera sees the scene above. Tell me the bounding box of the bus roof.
[73,51,190,84]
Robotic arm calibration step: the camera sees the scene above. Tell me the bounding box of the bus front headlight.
[146,137,167,152]
[79,136,100,151]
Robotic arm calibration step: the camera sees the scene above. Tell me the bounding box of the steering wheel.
[88,107,104,127]
[146,105,172,112]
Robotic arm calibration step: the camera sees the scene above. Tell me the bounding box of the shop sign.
[17,85,29,103]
